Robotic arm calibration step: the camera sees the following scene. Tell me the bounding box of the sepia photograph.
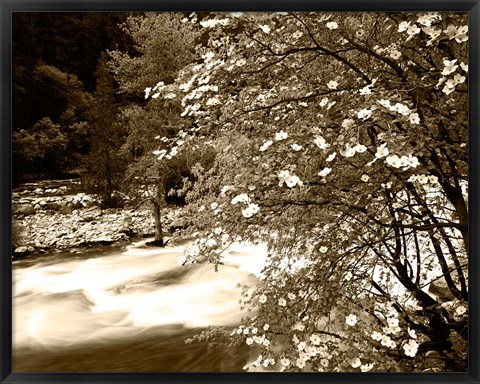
[6,7,472,379]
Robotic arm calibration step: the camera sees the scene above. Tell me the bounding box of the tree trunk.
[151,183,165,247]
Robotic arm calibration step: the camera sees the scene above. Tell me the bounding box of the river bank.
[12,179,183,257]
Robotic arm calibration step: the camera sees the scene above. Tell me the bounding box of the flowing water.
[12,239,267,372]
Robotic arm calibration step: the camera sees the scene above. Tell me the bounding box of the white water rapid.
[12,239,267,372]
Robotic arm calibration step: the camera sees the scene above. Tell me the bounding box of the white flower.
[319,97,329,107]
[206,97,220,106]
[346,314,358,326]
[242,203,260,218]
[360,363,374,372]
[352,144,367,153]
[454,73,466,84]
[258,294,267,303]
[310,334,321,345]
[359,85,372,95]
[144,87,152,99]
[390,50,401,59]
[357,108,372,120]
[278,298,287,306]
[387,317,399,328]
[393,103,411,116]
[403,339,419,357]
[210,202,218,210]
[398,21,411,32]
[406,24,421,36]
[263,324,270,331]
[314,136,330,150]
[296,358,306,369]
[340,144,356,158]
[246,337,254,345]
[293,321,305,331]
[259,24,271,33]
[280,358,290,367]
[231,193,250,205]
[318,167,332,177]
[378,99,392,109]
[350,357,362,368]
[460,62,468,73]
[291,143,303,151]
[285,175,303,188]
[455,305,467,316]
[361,174,369,182]
[442,59,458,76]
[326,152,336,162]
[371,331,383,341]
[409,113,420,124]
[275,130,288,141]
[297,341,307,351]
[407,328,417,339]
[327,80,338,89]
[374,144,388,158]
[454,25,468,43]
[381,335,395,348]
[319,246,328,253]
[260,140,273,152]
[326,21,338,29]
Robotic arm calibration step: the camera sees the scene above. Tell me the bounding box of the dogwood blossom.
[350,358,362,368]
[242,203,260,218]
[403,339,419,357]
[346,314,358,326]
[327,80,338,89]
[326,21,338,29]
[260,140,273,152]
[318,167,332,177]
[275,130,289,141]
[314,136,330,150]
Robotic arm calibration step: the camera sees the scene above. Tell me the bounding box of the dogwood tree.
[147,12,468,371]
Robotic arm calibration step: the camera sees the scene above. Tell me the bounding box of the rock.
[82,200,97,208]
[34,188,43,194]
[71,201,84,209]
[27,246,35,253]
[15,203,35,216]
[428,277,456,302]
[46,202,62,211]
[14,246,29,255]
[88,237,114,245]
[39,200,47,207]
[59,206,73,215]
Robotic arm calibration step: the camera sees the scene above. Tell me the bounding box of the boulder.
[59,206,73,215]
[15,203,35,216]
[13,246,29,255]
[46,202,62,211]
[428,277,456,302]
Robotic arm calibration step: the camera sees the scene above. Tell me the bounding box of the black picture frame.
[1,1,478,383]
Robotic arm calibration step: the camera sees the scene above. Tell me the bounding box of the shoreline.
[12,182,183,258]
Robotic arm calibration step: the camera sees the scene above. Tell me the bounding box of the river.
[12,239,267,372]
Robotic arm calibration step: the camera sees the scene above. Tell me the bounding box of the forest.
[12,12,469,373]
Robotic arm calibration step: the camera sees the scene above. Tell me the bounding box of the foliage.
[12,13,131,182]
[108,13,203,243]
[148,12,468,372]
[81,53,127,207]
